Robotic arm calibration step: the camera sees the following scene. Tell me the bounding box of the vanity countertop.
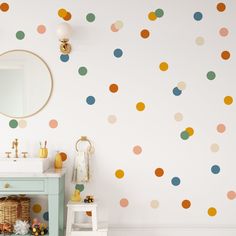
[0,168,66,178]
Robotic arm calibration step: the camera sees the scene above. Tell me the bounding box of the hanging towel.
[72,151,89,183]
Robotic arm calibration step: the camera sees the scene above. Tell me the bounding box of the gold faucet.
[12,138,19,158]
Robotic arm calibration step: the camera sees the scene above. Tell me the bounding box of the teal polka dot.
[207,71,216,80]
[171,177,181,186]
[86,96,95,105]
[43,212,49,221]
[9,119,18,128]
[75,184,85,192]
[180,131,189,140]
[211,165,220,174]
[60,54,69,62]
[16,31,25,40]
[78,66,88,76]
[155,8,164,17]
[86,13,95,22]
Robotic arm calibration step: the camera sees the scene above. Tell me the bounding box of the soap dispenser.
[54,151,63,169]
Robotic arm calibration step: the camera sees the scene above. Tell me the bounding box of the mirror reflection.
[0,50,52,118]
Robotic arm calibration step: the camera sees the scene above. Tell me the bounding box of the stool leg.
[91,207,97,231]
[66,208,74,236]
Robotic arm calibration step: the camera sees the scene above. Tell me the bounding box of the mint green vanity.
[0,169,66,236]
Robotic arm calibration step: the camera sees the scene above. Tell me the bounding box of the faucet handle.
[5,152,11,158]
[22,152,28,158]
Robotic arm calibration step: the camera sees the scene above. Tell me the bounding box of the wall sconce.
[56,22,72,54]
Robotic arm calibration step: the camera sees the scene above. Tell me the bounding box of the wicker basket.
[0,196,30,232]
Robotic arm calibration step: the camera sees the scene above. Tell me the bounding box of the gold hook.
[75,136,92,152]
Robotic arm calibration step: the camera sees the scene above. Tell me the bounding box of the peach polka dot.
[217,123,226,133]
[227,191,236,200]
[133,145,142,155]
[49,119,58,128]
[37,25,46,34]
[120,198,129,207]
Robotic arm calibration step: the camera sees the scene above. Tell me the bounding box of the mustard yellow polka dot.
[185,127,194,136]
[32,204,42,213]
[208,207,217,217]
[159,62,168,71]
[136,102,145,111]
[58,8,67,18]
[224,96,233,105]
[115,169,124,179]
[148,12,157,21]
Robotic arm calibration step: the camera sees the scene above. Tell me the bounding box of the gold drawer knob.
[4,183,10,188]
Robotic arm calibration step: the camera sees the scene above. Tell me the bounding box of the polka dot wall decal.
[133,145,142,155]
[120,198,129,207]
[216,2,226,12]
[18,119,27,128]
[150,200,159,209]
[60,152,67,161]
[75,184,84,192]
[111,24,119,32]
[32,204,42,213]
[86,211,92,217]
[86,96,96,105]
[140,29,150,39]
[174,112,183,122]
[78,66,88,76]
[16,31,25,40]
[37,25,46,34]
[155,8,164,18]
[58,8,67,18]
[113,48,123,58]
[115,169,124,179]
[60,54,69,62]
[185,127,194,136]
[109,84,119,93]
[208,207,217,217]
[108,115,117,124]
[49,119,58,128]
[173,87,182,96]
[207,71,216,80]
[177,81,186,90]
[182,199,191,209]
[155,168,164,177]
[224,96,233,105]
[148,12,157,21]
[195,36,205,45]
[9,119,18,128]
[227,191,236,200]
[43,211,49,221]
[211,165,220,174]
[221,50,230,60]
[136,102,145,111]
[193,12,203,21]
[0,2,9,12]
[219,27,229,37]
[180,131,189,140]
[86,13,96,22]
[210,143,219,152]
[171,177,181,186]
[159,62,168,71]
[217,123,226,133]
[63,12,72,21]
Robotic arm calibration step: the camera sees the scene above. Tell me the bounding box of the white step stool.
[66,201,108,236]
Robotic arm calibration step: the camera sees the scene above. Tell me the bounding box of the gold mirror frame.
[0,49,53,118]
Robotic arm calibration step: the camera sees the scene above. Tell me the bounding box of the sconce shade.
[56,22,72,54]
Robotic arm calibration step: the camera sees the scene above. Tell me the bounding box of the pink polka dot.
[219,27,229,37]
[133,145,142,155]
[120,198,129,207]
[111,24,118,32]
[37,25,46,34]
[49,119,58,128]
[217,123,226,133]
[227,191,236,200]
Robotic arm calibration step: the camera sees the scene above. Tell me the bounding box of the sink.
[0,157,50,173]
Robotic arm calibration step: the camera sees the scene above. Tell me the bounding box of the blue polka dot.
[60,54,69,62]
[113,48,123,58]
[43,212,49,221]
[211,165,220,174]
[173,87,182,96]
[171,177,181,186]
[86,96,95,105]
[193,12,203,21]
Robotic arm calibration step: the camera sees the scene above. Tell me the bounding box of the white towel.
[72,151,89,183]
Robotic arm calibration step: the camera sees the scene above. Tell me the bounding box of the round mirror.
[0,50,52,118]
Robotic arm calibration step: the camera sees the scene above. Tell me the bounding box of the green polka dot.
[78,66,88,76]
[75,184,85,192]
[16,31,25,40]
[86,13,95,22]
[180,131,189,140]
[207,71,216,80]
[9,119,18,128]
[155,9,164,17]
